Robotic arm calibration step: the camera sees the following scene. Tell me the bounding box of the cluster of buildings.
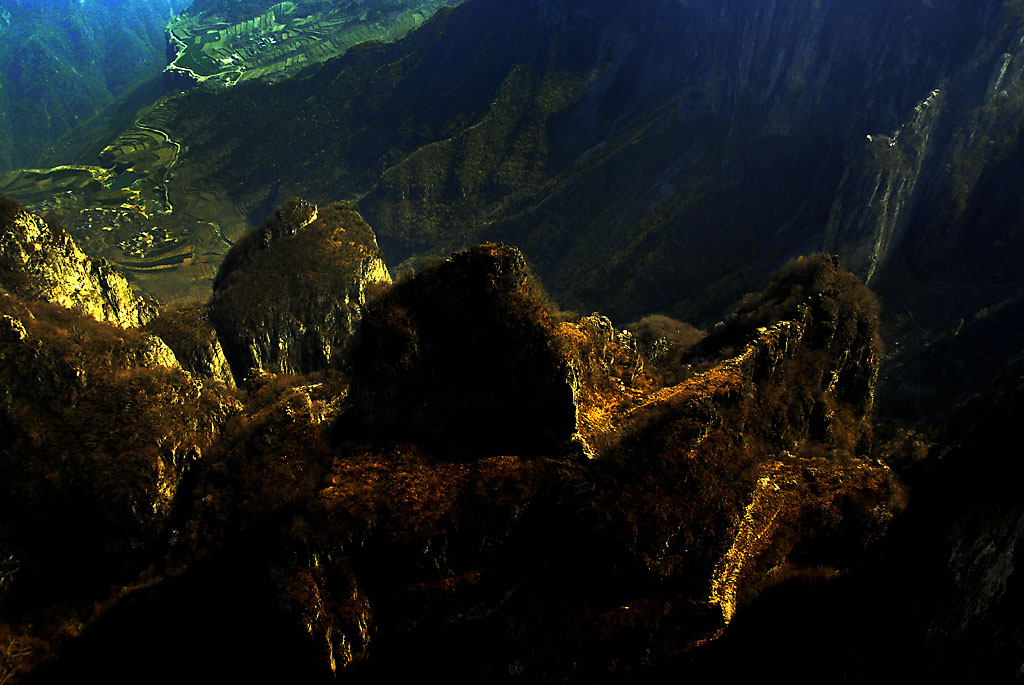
[118,228,176,259]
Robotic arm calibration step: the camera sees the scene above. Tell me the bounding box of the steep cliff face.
[0,200,248,680]
[209,199,392,383]
[0,197,157,328]
[145,305,236,387]
[826,89,947,284]
[827,0,1024,288]
[824,0,1024,417]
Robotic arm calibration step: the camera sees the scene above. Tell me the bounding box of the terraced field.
[167,0,461,86]
[0,109,233,306]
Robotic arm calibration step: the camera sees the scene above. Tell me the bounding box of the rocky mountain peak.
[0,207,906,680]
[210,199,392,383]
[0,195,157,328]
[349,242,578,455]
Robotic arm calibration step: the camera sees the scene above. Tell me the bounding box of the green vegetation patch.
[176,42,225,77]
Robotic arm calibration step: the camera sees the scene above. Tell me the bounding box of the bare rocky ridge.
[0,197,158,329]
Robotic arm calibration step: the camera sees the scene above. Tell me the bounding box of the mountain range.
[138,0,1024,417]
[1,0,1023,681]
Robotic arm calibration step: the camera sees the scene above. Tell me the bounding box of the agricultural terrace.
[166,0,460,86]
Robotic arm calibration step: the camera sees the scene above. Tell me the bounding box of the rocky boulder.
[210,199,392,384]
[349,243,578,456]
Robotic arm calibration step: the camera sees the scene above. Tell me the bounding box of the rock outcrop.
[676,359,1024,684]
[583,256,894,638]
[145,305,236,387]
[349,243,577,455]
[210,199,392,384]
[0,196,157,328]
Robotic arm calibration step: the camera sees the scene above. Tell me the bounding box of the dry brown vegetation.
[626,313,706,386]
[0,219,902,682]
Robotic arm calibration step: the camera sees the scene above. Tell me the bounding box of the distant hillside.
[169,0,463,87]
[150,0,1024,421]
[182,0,450,26]
[153,0,990,326]
[0,0,188,171]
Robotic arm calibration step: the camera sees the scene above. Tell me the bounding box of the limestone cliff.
[826,89,947,284]
[827,0,1024,292]
[824,0,1024,417]
[827,0,1024,282]
[209,199,392,383]
[0,196,157,328]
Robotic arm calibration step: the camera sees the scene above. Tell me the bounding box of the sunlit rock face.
[0,196,157,328]
[675,361,1024,685]
[0,292,240,623]
[209,199,392,384]
[145,305,236,387]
